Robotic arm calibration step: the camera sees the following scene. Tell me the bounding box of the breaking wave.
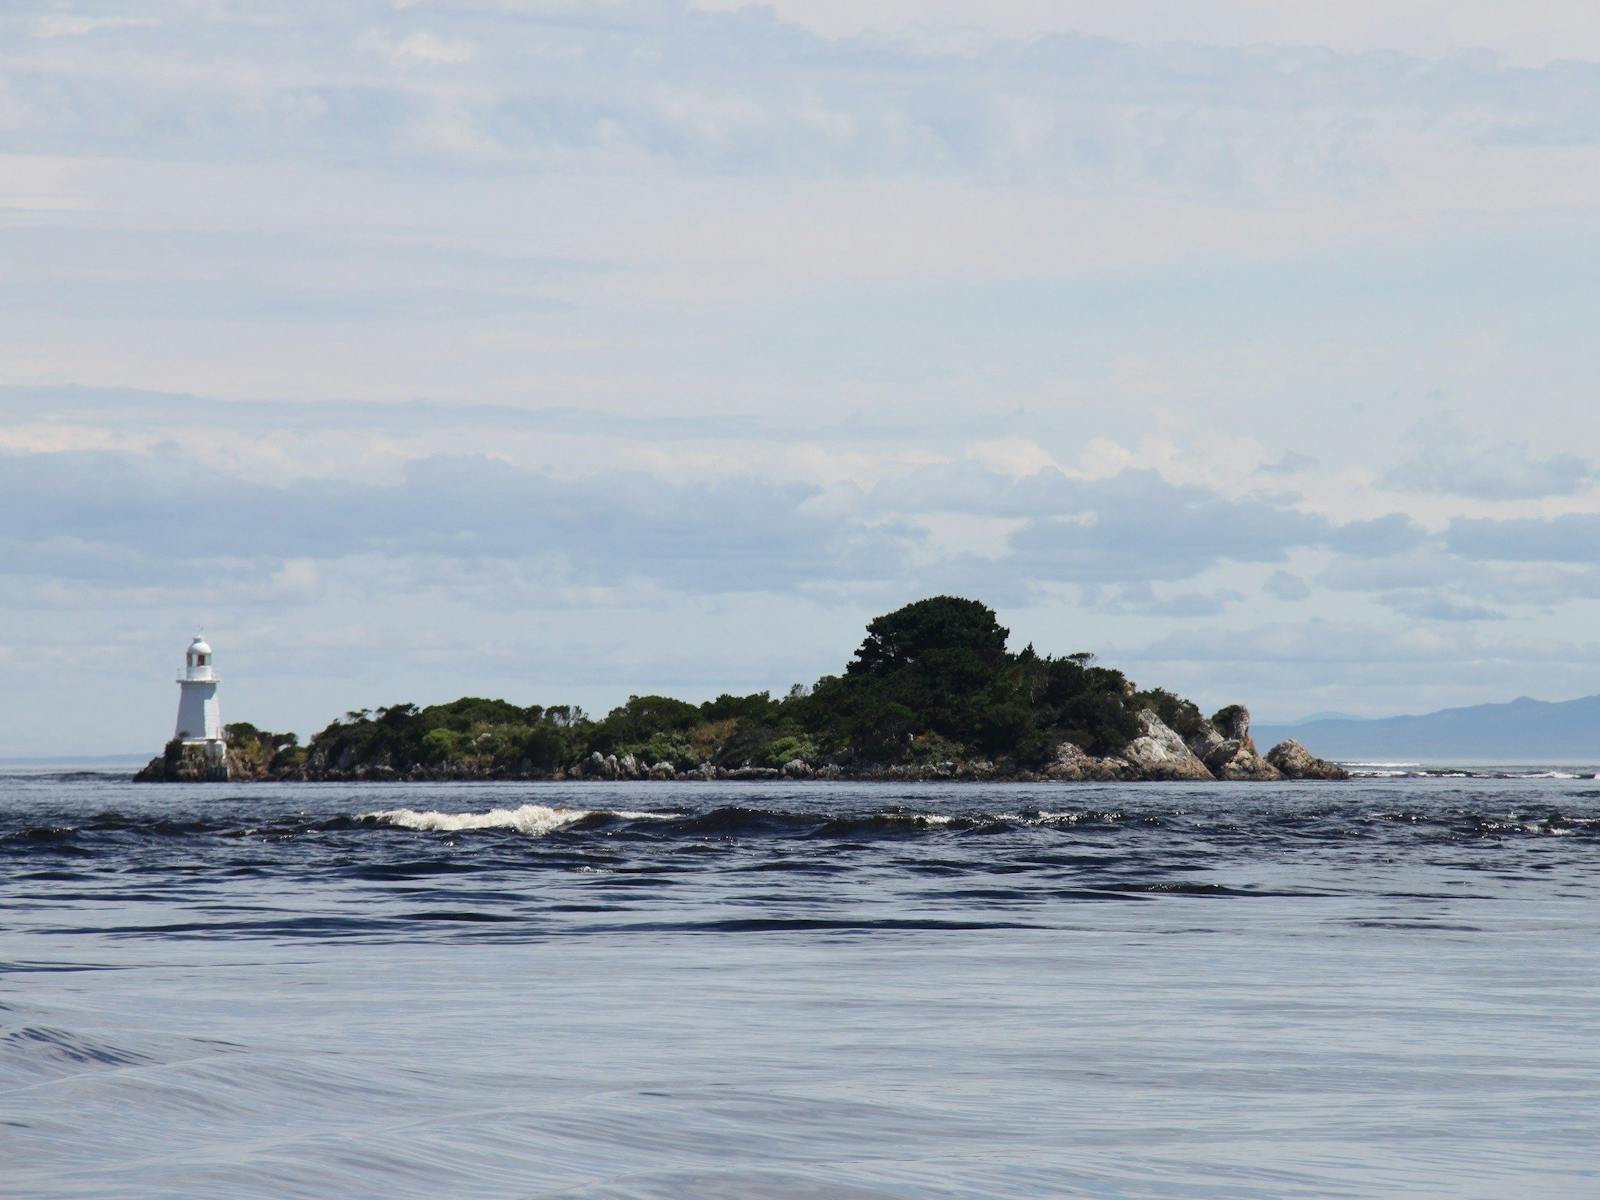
[363,803,677,837]
[1345,764,1600,780]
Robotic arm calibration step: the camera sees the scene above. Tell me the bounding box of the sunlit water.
[4,772,1599,1198]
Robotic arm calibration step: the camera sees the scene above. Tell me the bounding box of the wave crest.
[363,804,673,837]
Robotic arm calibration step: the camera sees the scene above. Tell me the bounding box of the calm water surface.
[3,773,1599,1198]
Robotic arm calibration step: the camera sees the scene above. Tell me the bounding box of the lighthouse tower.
[174,634,224,745]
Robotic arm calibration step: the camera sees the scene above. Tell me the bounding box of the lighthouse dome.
[184,634,217,680]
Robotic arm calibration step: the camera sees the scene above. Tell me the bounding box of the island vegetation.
[136,596,1345,782]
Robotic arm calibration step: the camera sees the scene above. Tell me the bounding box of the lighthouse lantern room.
[174,634,225,744]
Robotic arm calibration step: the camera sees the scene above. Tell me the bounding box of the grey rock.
[1205,738,1244,772]
[1213,704,1252,742]
[584,752,622,780]
[725,766,781,780]
[1120,710,1216,781]
[1185,706,1283,781]
[1045,742,1133,781]
[1215,743,1282,781]
[1185,721,1230,768]
[133,740,231,783]
[1266,739,1349,780]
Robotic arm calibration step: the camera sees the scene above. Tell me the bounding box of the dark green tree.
[848,596,1009,676]
[591,694,704,752]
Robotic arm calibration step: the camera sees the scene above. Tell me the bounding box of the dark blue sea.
[4,772,1600,1199]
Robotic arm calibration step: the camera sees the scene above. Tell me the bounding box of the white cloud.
[966,438,1060,479]
[363,29,476,65]
[0,78,31,132]
[0,421,142,455]
[269,558,324,602]
[32,15,157,39]
[404,99,507,161]
[0,155,93,212]
[691,0,1600,66]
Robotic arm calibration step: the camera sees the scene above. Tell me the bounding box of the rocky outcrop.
[1184,721,1235,772]
[1214,747,1281,781]
[133,755,168,782]
[1044,742,1134,781]
[1266,738,1349,780]
[1121,710,1215,780]
[723,766,782,780]
[1212,705,1249,742]
[224,742,279,781]
[134,740,229,782]
[1192,705,1282,781]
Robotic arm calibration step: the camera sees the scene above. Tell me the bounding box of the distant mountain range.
[1254,695,1600,763]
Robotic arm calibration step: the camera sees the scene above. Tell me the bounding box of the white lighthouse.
[174,634,225,744]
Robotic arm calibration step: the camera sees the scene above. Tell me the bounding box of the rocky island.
[136,597,1346,784]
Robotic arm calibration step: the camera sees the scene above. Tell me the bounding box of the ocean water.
[3,773,1599,1199]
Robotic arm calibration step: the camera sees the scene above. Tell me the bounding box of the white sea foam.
[886,811,1120,826]
[365,804,675,837]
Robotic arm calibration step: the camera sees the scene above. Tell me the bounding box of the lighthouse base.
[134,739,232,783]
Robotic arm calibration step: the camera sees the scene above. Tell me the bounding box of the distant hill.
[1254,695,1600,762]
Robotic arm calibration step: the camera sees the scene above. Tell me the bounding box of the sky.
[3,1,1600,756]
